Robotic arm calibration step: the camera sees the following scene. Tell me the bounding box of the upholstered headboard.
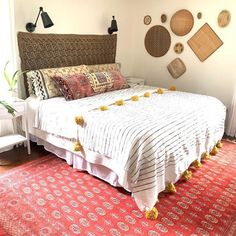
[17,32,117,96]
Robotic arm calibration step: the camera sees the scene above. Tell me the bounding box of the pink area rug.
[0,141,236,235]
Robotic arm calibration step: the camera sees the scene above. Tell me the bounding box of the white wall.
[13,0,235,107]
[129,0,236,108]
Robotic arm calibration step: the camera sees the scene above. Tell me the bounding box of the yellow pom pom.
[75,115,84,127]
[144,92,151,97]
[145,207,158,220]
[169,86,176,91]
[156,88,164,94]
[216,141,223,148]
[131,95,139,101]
[192,160,202,168]
[115,99,124,106]
[165,183,177,193]
[182,170,192,181]
[99,105,109,111]
[73,142,82,152]
[201,152,211,160]
[210,146,219,156]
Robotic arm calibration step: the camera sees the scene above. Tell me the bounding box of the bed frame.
[17,32,117,96]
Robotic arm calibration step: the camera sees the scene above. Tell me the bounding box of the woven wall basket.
[170,9,194,36]
[218,10,231,27]
[145,25,171,57]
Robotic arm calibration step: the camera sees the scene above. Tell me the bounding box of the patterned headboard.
[17,32,117,96]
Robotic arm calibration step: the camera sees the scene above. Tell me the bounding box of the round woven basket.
[218,10,231,27]
[144,25,171,57]
[170,9,194,36]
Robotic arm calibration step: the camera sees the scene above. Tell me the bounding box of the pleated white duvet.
[33,85,226,211]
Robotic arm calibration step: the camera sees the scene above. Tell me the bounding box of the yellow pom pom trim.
[169,86,176,91]
[145,207,158,220]
[210,146,219,156]
[201,152,211,160]
[216,141,223,148]
[115,99,124,106]
[182,170,192,181]
[165,183,177,193]
[131,95,139,101]
[192,160,202,168]
[73,142,83,152]
[99,105,109,111]
[156,88,164,94]
[144,92,151,97]
[75,115,84,127]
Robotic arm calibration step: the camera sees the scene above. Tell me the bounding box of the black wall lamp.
[26,7,54,33]
[108,16,118,34]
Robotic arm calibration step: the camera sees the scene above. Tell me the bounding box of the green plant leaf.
[11,70,19,90]
[3,62,11,88]
[0,100,16,116]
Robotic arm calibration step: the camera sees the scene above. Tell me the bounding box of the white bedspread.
[33,85,226,211]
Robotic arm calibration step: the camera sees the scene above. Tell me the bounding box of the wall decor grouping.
[187,23,223,62]
[143,7,226,80]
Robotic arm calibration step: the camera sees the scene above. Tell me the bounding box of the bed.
[17,32,226,218]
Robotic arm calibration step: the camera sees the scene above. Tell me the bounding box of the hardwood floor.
[0,142,49,174]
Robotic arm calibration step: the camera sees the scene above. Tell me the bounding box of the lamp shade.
[41,11,54,28]
[111,18,118,32]
[108,16,118,34]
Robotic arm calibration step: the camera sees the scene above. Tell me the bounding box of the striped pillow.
[87,63,121,73]
[26,65,89,99]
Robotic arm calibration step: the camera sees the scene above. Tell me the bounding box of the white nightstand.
[0,99,31,154]
[126,77,145,86]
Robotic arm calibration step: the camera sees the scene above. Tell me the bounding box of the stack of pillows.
[26,63,130,100]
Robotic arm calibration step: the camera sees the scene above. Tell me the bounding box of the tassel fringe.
[216,141,223,148]
[165,183,176,193]
[192,160,202,168]
[182,170,192,181]
[145,207,158,220]
[210,146,219,156]
[73,142,83,152]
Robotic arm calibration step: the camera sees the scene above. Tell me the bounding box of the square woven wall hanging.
[187,23,223,62]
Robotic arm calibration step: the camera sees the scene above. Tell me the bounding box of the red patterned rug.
[0,141,236,236]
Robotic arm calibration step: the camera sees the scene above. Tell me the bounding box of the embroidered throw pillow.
[108,71,130,91]
[53,74,93,101]
[26,65,89,99]
[86,72,113,94]
[87,63,121,73]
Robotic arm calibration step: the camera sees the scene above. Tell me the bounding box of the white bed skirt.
[31,134,129,190]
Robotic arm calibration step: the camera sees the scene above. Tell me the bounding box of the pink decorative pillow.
[52,74,93,100]
[108,71,130,91]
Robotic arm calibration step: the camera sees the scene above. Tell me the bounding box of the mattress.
[26,85,226,211]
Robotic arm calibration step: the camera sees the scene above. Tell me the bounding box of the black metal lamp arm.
[33,7,43,27]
